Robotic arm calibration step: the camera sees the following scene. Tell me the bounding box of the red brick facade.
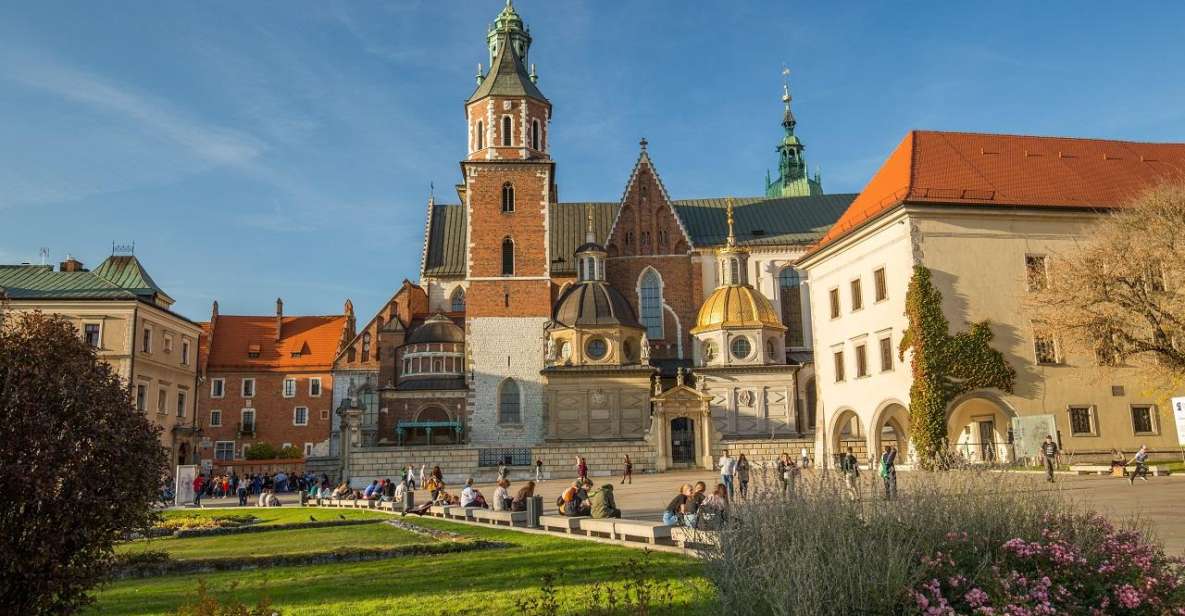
[196,370,335,460]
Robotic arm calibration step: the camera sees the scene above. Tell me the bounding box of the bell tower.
[461,0,554,446]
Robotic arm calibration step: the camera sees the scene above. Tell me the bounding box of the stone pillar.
[340,405,363,487]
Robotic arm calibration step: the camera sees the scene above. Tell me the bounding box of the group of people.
[663,481,729,529]
[838,445,898,500]
[556,479,621,518]
[190,470,322,507]
[713,450,807,500]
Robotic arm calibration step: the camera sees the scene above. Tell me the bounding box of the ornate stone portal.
[649,375,714,471]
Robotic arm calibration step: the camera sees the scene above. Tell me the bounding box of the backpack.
[555,495,565,507]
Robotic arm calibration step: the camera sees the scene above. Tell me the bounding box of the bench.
[472,509,528,527]
[539,515,585,534]
[611,520,672,545]
[448,506,481,521]
[670,526,720,548]
[579,518,617,539]
[428,505,451,517]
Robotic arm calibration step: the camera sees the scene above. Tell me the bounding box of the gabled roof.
[203,314,349,371]
[467,32,546,104]
[419,193,853,279]
[813,130,1185,251]
[0,254,175,306]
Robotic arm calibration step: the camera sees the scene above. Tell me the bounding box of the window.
[829,288,840,319]
[142,327,152,353]
[850,279,863,311]
[283,378,296,398]
[320,409,330,420]
[209,409,222,427]
[501,182,515,212]
[1033,330,1059,365]
[639,269,664,339]
[730,336,752,360]
[157,389,167,414]
[304,443,314,457]
[1131,405,1157,435]
[476,120,484,149]
[211,378,225,398]
[176,391,187,417]
[778,268,803,347]
[501,115,512,146]
[855,343,868,377]
[214,441,235,461]
[163,334,173,354]
[1026,255,1048,292]
[874,268,888,302]
[181,340,190,365]
[502,238,515,275]
[531,118,541,150]
[585,337,608,360]
[729,258,740,285]
[625,231,634,247]
[242,378,256,398]
[766,338,777,360]
[136,384,147,412]
[499,379,521,424]
[1068,406,1095,436]
[879,336,893,372]
[309,377,322,397]
[293,406,309,426]
[833,350,845,382]
[84,323,101,348]
[241,409,256,432]
[450,288,466,312]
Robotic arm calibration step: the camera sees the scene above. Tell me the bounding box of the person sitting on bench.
[558,480,590,516]
[589,483,621,519]
[662,484,693,526]
[492,478,512,511]
[511,481,535,512]
[460,478,488,508]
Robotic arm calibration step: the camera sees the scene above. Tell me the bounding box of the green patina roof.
[421,193,856,278]
[468,29,546,103]
[0,255,174,304]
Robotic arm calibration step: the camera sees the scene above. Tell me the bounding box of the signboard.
[1172,397,1185,447]
[175,464,197,506]
[1011,414,1057,463]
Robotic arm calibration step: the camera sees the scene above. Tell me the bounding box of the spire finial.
[639,137,648,151]
[585,204,595,244]
[725,197,736,248]
[781,65,791,103]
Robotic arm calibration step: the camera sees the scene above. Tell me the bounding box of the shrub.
[912,512,1185,614]
[172,580,279,616]
[0,310,168,614]
[276,445,302,459]
[155,514,257,531]
[244,442,277,460]
[701,469,1069,615]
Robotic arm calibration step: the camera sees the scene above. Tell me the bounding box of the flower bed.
[912,513,1185,614]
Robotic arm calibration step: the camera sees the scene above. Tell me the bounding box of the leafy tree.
[0,310,167,614]
[899,266,1016,468]
[1030,182,1185,391]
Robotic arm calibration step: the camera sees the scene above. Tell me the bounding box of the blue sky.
[3,1,1184,323]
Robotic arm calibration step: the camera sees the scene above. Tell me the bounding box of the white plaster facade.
[467,316,549,445]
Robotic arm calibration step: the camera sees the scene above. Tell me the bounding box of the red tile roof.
[202,314,349,371]
[812,130,1185,251]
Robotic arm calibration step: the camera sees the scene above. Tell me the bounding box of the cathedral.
[327,1,855,479]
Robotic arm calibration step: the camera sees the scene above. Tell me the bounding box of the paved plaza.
[195,468,1185,554]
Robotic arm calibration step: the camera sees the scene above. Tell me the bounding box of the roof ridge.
[912,129,1183,146]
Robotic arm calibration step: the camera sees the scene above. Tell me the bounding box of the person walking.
[1040,435,1059,483]
[800,447,810,469]
[577,456,589,483]
[192,473,205,507]
[736,454,751,499]
[880,445,898,500]
[620,454,633,485]
[840,447,860,500]
[717,450,736,499]
[1129,444,1151,484]
[237,478,248,506]
[776,452,791,495]
[535,458,544,481]
[418,464,426,488]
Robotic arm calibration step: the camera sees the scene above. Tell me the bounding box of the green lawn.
[155,507,390,527]
[120,523,425,561]
[95,511,714,615]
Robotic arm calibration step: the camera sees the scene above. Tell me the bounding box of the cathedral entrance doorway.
[670,418,696,465]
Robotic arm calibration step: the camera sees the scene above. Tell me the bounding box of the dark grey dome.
[575,241,606,254]
[552,282,640,328]
[407,314,464,344]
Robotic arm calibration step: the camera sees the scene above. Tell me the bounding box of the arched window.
[501,238,515,276]
[729,258,741,285]
[502,116,512,146]
[778,267,804,347]
[639,268,664,339]
[476,120,484,150]
[501,182,514,212]
[498,378,521,424]
[450,287,466,312]
[531,118,541,150]
[362,333,372,362]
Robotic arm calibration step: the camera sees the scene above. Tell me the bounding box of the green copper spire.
[765,67,823,198]
[487,0,531,68]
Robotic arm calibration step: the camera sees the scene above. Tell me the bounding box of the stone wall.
[534,441,656,479]
[710,437,817,468]
[468,316,548,446]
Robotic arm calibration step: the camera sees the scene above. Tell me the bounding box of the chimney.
[275,298,284,341]
[211,300,219,321]
[59,255,85,272]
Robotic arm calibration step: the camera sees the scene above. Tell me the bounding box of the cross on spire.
[725,197,736,248]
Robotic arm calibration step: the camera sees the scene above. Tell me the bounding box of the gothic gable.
[605,145,693,258]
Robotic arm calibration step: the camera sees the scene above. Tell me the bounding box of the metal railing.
[478,447,531,467]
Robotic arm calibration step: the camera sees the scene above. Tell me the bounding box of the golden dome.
[691,285,785,334]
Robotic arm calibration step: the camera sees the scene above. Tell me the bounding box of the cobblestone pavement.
[191,468,1185,553]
